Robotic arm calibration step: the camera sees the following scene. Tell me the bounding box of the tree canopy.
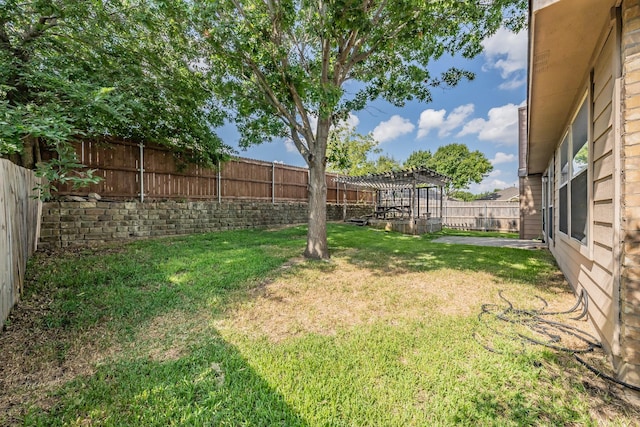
[403,150,433,170]
[194,0,524,258]
[326,123,381,176]
[371,155,402,174]
[1,0,229,191]
[404,143,493,193]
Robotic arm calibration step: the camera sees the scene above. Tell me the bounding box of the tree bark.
[20,135,36,169]
[304,156,329,259]
[304,117,331,260]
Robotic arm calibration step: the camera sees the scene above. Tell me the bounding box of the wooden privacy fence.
[0,159,43,329]
[48,140,374,203]
[443,200,519,232]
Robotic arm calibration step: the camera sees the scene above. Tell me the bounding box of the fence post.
[217,167,221,203]
[440,187,444,221]
[139,142,144,203]
[272,162,275,204]
[342,183,347,220]
[484,203,488,232]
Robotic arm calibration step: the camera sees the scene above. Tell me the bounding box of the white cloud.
[457,103,522,145]
[468,175,517,194]
[372,115,415,143]
[499,77,526,91]
[308,114,318,132]
[345,113,360,129]
[331,112,361,130]
[417,104,474,139]
[490,152,516,165]
[417,109,445,138]
[284,139,297,152]
[482,28,527,90]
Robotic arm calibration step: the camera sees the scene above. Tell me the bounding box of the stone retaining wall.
[39,201,373,249]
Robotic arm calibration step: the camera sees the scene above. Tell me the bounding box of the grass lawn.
[1,224,638,426]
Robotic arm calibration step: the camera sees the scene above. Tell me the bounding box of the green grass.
[8,224,636,426]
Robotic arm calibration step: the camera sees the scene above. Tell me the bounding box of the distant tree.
[199,0,526,259]
[403,144,493,193]
[369,155,401,174]
[1,0,228,196]
[327,124,381,176]
[425,143,493,193]
[403,150,433,170]
[449,190,477,201]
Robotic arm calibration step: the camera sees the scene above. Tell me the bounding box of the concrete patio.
[431,236,546,250]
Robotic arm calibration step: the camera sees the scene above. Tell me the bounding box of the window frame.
[555,91,591,250]
[544,157,554,244]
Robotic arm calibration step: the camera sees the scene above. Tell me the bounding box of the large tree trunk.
[305,157,329,259]
[20,135,37,169]
[304,117,330,260]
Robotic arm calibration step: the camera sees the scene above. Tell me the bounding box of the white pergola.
[334,168,450,220]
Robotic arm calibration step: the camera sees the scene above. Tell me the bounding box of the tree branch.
[290,126,311,164]
[239,50,311,157]
[344,8,420,73]
[0,19,13,53]
[261,4,316,149]
[21,15,58,45]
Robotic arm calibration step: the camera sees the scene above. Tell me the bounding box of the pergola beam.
[333,167,450,189]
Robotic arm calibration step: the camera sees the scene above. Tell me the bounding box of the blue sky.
[218,28,527,194]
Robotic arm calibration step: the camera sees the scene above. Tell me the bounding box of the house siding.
[519,175,542,239]
[620,0,640,387]
[549,25,618,360]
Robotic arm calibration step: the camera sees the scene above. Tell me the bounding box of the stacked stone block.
[39,201,374,249]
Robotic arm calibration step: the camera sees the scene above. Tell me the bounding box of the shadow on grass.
[25,333,308,426]
[327,224,562,289]
[12,227,311,425]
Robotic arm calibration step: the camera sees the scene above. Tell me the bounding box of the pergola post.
[439,186,443,219]
[410,180,416,234]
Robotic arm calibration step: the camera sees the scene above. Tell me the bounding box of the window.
[559,135,569,235]
[571,100,588,242]
[557,96,589,245]
[542,175,546,237]
[547,159,554,241]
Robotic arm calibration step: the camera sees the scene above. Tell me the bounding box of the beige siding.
[593,176,614,201]
[593,131,615,160]
[519,175,542,239]
[550,27,617,356]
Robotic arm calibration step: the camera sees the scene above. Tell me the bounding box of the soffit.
[527,0,615,174]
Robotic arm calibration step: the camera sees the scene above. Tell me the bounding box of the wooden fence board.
[1,159,43,329]
[45,140,374,203]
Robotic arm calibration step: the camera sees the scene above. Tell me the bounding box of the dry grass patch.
[217,255,581,343]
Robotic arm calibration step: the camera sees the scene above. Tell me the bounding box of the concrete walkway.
[431,236,546,250]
